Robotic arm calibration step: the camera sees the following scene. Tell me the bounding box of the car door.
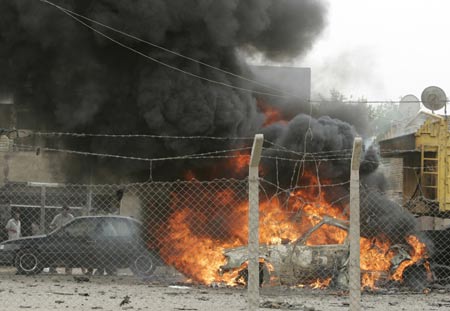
[114,219,143,266]
[93,218,130,269]
[43,218,98,268]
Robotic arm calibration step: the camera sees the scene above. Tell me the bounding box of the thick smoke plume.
[0,0,327,182]
[1,1,425,252]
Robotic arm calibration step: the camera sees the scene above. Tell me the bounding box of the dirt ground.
[0,267,450,311]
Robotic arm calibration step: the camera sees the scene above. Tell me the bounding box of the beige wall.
[418,216,450,230]
[119,191,142,220]
[1,150,66,184]
[380,157,404,205]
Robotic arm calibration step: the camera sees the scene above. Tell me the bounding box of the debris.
[210,282,227,288]
[260,301,309,310]
[120,295,131,307]
[74,276,90,283]
[55,300,65,304]
[430,302,450,308]
[388,302,398,306]
[50,291,75,296]
[79,293,90,297]
[165,292,181,296]
[168,285,191,289]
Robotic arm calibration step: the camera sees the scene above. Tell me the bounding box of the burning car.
[219,216,351,287]
[219,215,431,289]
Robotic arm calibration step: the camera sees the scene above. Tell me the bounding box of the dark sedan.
[0,216,161,276]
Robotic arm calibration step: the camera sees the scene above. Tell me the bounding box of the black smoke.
[360,190,419,244]
[0,0,328,182]
[261,114,357,188]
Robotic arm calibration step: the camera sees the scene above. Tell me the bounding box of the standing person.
[5,211,20,240]
[49,205,75,274]
[49,205,74,231]
[31,222,41,236]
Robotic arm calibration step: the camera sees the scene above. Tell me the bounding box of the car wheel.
[235,261,269,287]
[15,250,43,275]
[130,253,156,277]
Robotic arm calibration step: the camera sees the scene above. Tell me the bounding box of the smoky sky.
[1,1,425,251]
[0,0,329,182]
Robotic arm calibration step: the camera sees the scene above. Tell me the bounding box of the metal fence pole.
[248,134,264,311]
[349,137,362,311]
[40,185,46,233]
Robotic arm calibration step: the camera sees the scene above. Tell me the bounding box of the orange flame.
[310,277,332,289]
[155,171,429,289]
[360,236,395,289]
[257,99,289,126]
[391,235,429,281]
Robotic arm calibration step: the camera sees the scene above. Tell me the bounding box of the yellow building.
[379,112,450,216]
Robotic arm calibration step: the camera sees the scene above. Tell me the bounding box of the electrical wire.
[39,0,294,97]
[32,131,255,140]
[39,0,300,100]
[39,1,440,105]
[13,143,251,162]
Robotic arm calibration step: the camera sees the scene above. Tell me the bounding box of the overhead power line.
[38,0,450,105]
[39,0,302,100]
[39,0,287,96]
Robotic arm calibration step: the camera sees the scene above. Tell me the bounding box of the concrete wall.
[380,157,404,205]
[0,139,66,184]
[418,216,450,230]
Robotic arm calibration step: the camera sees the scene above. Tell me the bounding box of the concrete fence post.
[248,134,264,311]
[349,137,362,311]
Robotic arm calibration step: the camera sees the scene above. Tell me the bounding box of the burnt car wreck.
[219,215,442,289]
[220,216,350,287]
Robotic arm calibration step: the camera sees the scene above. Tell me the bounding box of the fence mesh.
[0,176,450,309]
[0,179,249,281]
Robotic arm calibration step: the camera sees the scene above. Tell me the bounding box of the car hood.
[0,234,47,245]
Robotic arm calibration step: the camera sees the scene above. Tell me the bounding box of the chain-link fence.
[0,171,450,309]
[0,179,249,280]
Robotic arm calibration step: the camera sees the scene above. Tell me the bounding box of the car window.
[113,220,133,237]
[64,219,96,238]
[99,221,118,237]
[127,220,141,237]
[97,219,133,238]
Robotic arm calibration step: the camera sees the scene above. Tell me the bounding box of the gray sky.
[297,0,450,102]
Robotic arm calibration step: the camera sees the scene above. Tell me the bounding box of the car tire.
[235,261,269,287]
[130,253,157,277]
[15,250,43,275]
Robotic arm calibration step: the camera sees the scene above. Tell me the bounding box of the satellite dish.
[399,94,420,119]
[421,86,447,111]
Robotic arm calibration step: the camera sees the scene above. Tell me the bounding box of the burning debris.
[152,172,432,291]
